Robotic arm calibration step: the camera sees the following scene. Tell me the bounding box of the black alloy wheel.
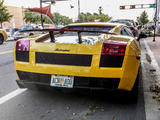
[0,34,4,45]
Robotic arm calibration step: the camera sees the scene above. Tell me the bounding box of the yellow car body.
[14,22,140,91]
[0,29,8,44]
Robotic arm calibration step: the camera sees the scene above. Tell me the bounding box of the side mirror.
[137,32,147,41]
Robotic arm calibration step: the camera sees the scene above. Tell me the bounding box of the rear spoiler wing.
[20,29,116,43]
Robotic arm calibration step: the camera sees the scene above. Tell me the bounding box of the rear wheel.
[29,33,34,36]
[0,34,4,45]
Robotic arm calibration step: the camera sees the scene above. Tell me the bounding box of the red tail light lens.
[16,40,30,51]
[130,27,137,34]
[131,29,136,33]
[101,40,127,55]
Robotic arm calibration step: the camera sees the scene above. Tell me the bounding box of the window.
[121,27,133,37]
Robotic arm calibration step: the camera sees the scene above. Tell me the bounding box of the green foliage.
[52,12,73,25]
[140,29,160,37]
[24,10,52,24]
[137,11,149,25]
[24,11,73,25]
[76,12,112,23]
[141,29,152,34]
[0,0,13,27]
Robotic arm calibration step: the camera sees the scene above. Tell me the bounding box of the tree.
[24,10,52,24]
[0,0,13,27]
[76,12,112,23]
[137,11,149,25]
[24,11,73,25]
[52,12,73,25]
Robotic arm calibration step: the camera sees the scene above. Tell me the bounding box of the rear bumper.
[16,70,120,90]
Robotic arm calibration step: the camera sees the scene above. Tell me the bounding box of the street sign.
[150,4,156,8]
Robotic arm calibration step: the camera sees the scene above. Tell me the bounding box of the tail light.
[129,27,137,35]
[131,29,137,34]
[16,40,30,62]
[101,40,127,55]
[16,40,30,51]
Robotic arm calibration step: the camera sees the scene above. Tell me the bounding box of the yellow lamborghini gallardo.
[14,23,145,91]
[0,29,8,44]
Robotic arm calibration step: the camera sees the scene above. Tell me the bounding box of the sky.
[4,0,155,21]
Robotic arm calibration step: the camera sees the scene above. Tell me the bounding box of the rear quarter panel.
[118,38,140,90]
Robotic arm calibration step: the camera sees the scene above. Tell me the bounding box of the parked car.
[0,29,8,44]
[13,25,35,40]
[15,22,146,92]
[10,28,19,37]
[4,28,12,37]
[109,19,140,39]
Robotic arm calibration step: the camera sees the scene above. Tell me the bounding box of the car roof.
[66,22,123,27]
[111,19,136,26]
[109,20,133,26]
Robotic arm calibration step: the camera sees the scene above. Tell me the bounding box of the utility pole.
[78,0,80,21]
[153,0,158,42]
[40,0,44,28]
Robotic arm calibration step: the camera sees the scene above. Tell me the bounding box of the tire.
[29,33,34,36]
[0,34,4,45]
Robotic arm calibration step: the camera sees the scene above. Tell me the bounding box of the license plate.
[50,75,74,88]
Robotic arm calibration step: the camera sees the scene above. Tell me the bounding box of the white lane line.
[0,50,13,55]
[0,88,27,105]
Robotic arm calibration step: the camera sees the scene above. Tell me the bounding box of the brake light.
[130,27,137,33]
[16,40,30,51]
[101,40,127,55]
[131,29,136,33]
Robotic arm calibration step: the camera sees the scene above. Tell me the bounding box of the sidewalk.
[140,37,160,120]
[146,37,160,67]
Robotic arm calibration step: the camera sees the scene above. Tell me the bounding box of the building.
[2,6,26,28]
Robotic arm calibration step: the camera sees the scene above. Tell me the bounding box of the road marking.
[0,50,14,55]
[0,88,27,105]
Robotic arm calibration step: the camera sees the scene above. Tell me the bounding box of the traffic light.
[150,4,156,8]
[120,6,125,9]
[130,5,135,9]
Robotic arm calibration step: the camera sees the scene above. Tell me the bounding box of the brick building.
[2,6,26,28]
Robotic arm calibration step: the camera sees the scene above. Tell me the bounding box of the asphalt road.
[0,41,146,120]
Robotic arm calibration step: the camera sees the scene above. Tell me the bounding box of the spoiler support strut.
[49,31,55,42]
